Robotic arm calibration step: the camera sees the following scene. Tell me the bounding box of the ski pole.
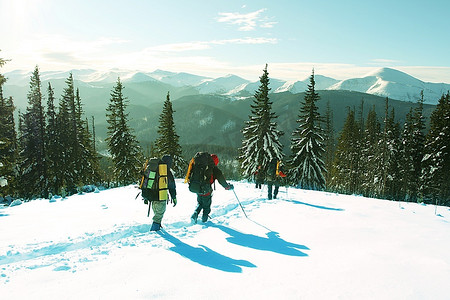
[232,189,248,218]
[147,200,152,217]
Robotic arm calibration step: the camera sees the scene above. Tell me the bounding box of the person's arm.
[213,166,229,189]
[167,171,177,199]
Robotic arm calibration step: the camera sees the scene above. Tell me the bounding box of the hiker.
[254,165,264,189]
[266,158,286,200]
[141,154,177,231]
[185,153,234,223]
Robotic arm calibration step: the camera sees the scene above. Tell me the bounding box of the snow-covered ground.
[1,180,449,299]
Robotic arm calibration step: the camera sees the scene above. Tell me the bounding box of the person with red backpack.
[185,153,233,223]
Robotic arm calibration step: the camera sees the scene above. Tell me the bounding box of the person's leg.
[151,200,167,231]
[267,183,273,199]
[200,194,212,222]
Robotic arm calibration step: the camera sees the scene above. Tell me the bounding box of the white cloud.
[217,8,274,31]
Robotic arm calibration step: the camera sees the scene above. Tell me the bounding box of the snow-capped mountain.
[327,67,450,105]
[148,69,211,87]
[3,67,449,104]
[196,74,250,94]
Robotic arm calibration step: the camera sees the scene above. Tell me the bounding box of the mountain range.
[4,67,449,105]
[1,67,445,157]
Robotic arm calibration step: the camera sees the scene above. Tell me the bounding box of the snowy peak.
[327,67,450,104]
[196,74,250,94]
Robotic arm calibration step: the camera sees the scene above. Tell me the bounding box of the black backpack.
[139,157,168,201]
[188,152,215,194]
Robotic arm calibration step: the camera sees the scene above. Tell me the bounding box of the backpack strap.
[139,159,149,189]
[184,158,194,183]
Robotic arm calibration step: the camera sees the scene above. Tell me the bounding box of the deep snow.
[1,180,449,299]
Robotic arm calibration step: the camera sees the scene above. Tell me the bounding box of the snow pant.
[195,194,212,219]
[267,182,279,199]
[151,200,167,224]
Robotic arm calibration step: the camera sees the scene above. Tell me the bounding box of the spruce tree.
[74,88,100,185]
[19,66,48,198]
[400,92,426,202]
[0,56,18,195]
[154,92,185,177]
[289,70,326,190]
[330,108,360,194]
[239,64,284,178]
[106,78,142,185]
[421,92,450,206]
[45,83,59,194]
[359,106,380,197]
[323,101,335,190]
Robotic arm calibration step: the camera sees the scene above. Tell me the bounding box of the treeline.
[238,65,450,207]
[1,60,449,207]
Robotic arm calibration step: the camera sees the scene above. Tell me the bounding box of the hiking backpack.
[185,152,215,194]
[139,157,168,201]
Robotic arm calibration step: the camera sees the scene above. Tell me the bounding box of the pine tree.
[18,66,48,198]
[154,92,185,177]
[289,70,326,190]
[330,108,360,194]
[360,106,381,197]
[74,88,101,186]
[106,78,142,185]
[45,83,59,194]
[323,101,335,189]
[239,64,284,178]
[57,73,79,193]
[400,92,426,202]
[0,55,18,195]
[421,92,450,206]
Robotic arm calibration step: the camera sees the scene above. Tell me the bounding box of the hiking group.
[139,152,285,231]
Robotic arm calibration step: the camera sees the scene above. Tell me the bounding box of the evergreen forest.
[1,59,449,207]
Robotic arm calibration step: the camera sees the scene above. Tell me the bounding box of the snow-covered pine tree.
[154,92,185,177]
[381,104,401,200]
[18,66,48,198]
[323,101,335,189]
[359,106,381,197]
[400,91,426,202]
[421,92,450,206]
[45,83,60,195]
[0,56,18,195]
[239,64,284,178]
[330,108,360,194]
[289,70,326,190]
[74,88,101,186]
[106,78,142,185]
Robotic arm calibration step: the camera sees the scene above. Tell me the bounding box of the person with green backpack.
[140,154,177,231]
[266,158,287,200]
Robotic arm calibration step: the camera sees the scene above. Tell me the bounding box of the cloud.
[217,8,276,31]
[144,37,278,53]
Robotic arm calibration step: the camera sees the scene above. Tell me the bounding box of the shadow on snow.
[284,199,344,211]
[211,223,310,257]
[158,230,256,273]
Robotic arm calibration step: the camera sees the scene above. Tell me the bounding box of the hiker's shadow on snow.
[158,231,255,273]
[212,224,310,257]
[284,199,344,211]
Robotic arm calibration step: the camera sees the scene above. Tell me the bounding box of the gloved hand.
[172,198,177,207]
[225,184,234,190]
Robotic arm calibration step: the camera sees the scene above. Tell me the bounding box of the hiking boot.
[150,222,161,231]
[201,214,209,223]
[191,211,198,224]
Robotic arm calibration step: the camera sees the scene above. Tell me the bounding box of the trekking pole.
[147,200,152,217]
[232,190,248,218]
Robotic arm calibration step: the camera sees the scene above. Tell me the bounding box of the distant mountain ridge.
[4,67,450,105]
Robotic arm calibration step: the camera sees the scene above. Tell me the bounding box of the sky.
[1,0,450,83]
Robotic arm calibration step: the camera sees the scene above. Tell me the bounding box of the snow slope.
[1,180,449,299]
